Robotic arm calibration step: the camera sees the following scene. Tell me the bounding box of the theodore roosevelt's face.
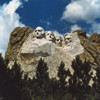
[55,36,63,46]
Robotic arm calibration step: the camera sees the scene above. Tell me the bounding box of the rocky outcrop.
[73,29,86,37]
[89,33,100,43]
[5,27,100,78]
[73,30,100,66]
[5,27,34,61]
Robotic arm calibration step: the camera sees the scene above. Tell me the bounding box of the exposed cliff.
[73,30,100,66]
[5,27,100,78]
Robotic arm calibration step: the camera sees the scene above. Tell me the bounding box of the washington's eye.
[38,30,41,32]
[67,38,71,40]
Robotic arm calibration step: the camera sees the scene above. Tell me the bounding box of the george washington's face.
[35,27,45,39]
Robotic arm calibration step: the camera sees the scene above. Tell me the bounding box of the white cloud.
[70,24,81,32]
[46,22,51,26]
[62,0,100,23]
[52,30,63,37]
[0,0,26,57]
[40,20,51,26]
[24,0,29,2]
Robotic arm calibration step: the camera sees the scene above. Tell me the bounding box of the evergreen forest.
[0,53,100,100]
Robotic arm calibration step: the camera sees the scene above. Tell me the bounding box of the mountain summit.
[5,27,100,78]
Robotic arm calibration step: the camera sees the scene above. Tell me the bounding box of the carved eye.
[38,30,41,32]
[56,39,59,41]
[66,38,71,40]
[52,34,54,36]
[51,33,54,36]
[47,33,49,35]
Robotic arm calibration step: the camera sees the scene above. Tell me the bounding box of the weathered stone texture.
[5,27,100,78]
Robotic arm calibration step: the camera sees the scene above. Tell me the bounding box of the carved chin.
[46,37,53,41]
[56,42,60,44]
[36,35,43,38]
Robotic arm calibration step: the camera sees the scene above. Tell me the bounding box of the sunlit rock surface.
[5,27,100,78]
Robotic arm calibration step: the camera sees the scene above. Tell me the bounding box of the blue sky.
[0,0,100,56]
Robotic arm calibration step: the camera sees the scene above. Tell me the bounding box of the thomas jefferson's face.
[45,31,55,42]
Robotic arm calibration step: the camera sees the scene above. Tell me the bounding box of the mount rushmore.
[5,26,100,78]
[21,26,84,57]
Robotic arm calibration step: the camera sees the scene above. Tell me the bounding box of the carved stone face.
[45,31,55,42]
[55,36,63,46]
[35,27,45,39]
[64,34,72,44]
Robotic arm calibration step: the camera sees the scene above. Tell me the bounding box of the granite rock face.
[73,30,100,66]
[5,27,34,62]
[89,33,100,43]
[5,27,100,78]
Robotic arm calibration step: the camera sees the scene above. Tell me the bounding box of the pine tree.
[0,53,7,80]
[21,74,34,100]
[68,56,92,100]
[0,53,10,100]
[58,61,67,91]
[5,62,23,100]
[57,61,71,99]
[35,58,50,99]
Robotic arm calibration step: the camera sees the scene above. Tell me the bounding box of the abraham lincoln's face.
[64,34,72,45]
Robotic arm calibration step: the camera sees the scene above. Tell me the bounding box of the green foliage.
[0,54,100,100]
[68,56,93,100]
[8,62,23,85]
[35,58,50,99]
[0,54,27,100]
[57,61,71,98]
[58,61,67,90]
[94,67,100,99]
[36,58,49,82]
[0,53,8,80]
